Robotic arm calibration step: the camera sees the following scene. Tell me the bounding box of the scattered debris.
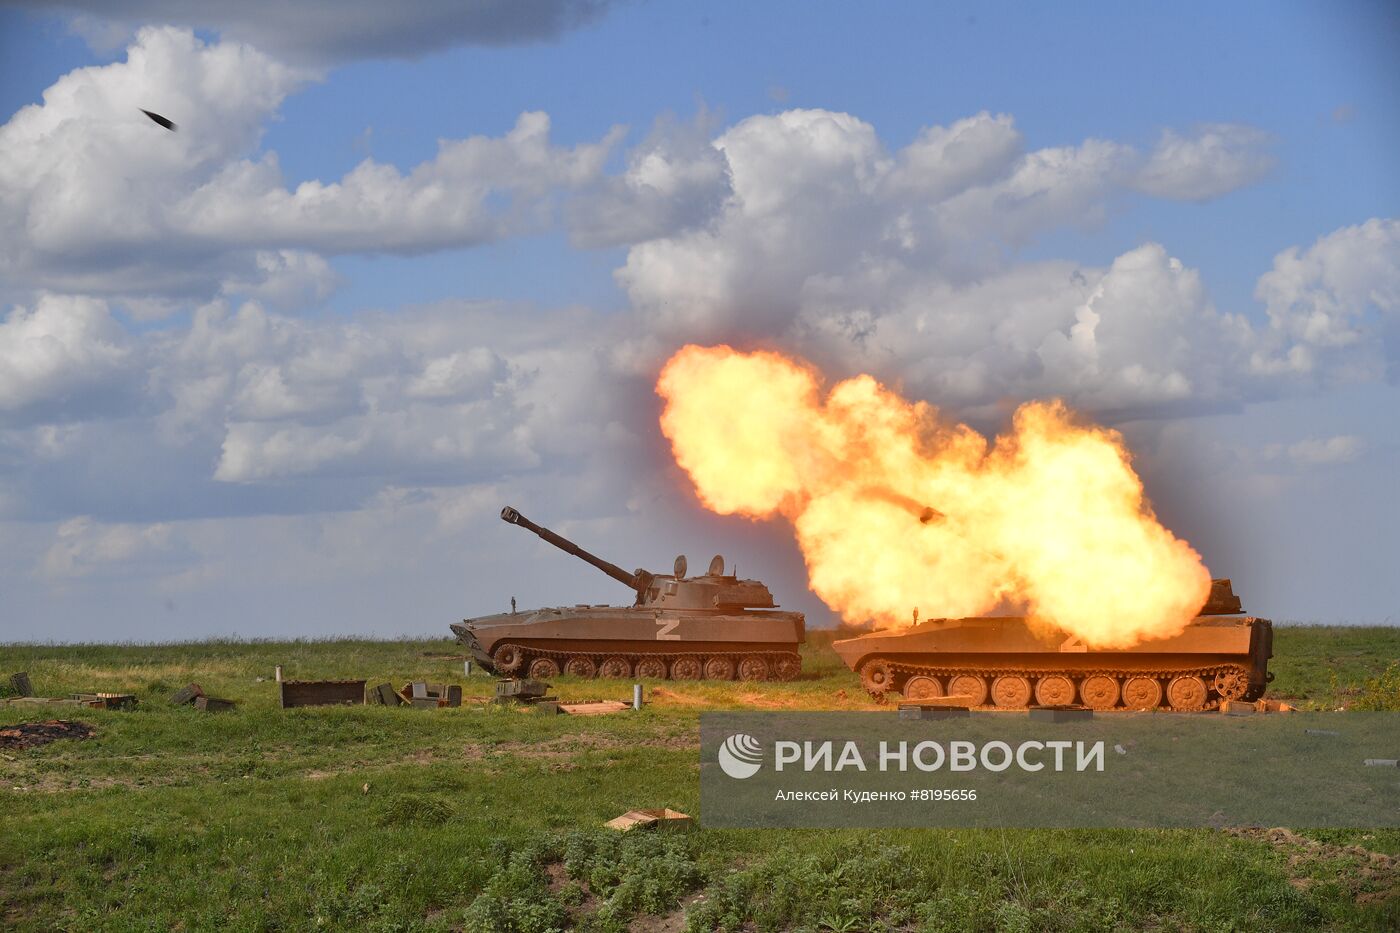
[169,682,235,711]
[605,808,693,832]
[169,683,204,706]
[560,701,630,716]
[279,680,366,708]
[367,683,404,706]
[0,720,95,750]
[70,693,138,710]
[405,682,463,708]
[0,697,87,709]
[9,672,32,697]
[1113,743,1129,755]
[365,681,464,708]
[493,679,554,706]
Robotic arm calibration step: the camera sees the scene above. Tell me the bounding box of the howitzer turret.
[452,506,805,681]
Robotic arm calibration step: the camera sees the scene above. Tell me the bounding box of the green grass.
[2,627,1397,931]
[1268,626,1400,709]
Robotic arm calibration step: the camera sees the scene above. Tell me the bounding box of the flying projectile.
[141,109,176,131]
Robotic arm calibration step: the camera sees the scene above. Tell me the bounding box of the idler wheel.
[528,657,560,680]
[704,657,735,680]
[947,674,988,707]
[635,657,667,679]
[738,656,770,681]
[669,657,702,680]
[493,644,525,674]
[1167,675,1208,711]
[991,674,1032,708]
[599,656,632,679]
[773,654,802,682]
[1213,669,1248,701]
[1034,674,1076,707]
[902,676,944,702]
[1079,675,1121,710]
[860,659,895,696]
[563,656,596,678]
[1122,676,1163,710]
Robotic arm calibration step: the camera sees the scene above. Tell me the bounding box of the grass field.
[2,626,1397,931]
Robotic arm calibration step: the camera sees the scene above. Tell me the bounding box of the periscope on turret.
[451,507,806,682]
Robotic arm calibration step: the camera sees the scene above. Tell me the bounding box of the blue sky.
[6,1,1395,313]
[0,1,1396,639]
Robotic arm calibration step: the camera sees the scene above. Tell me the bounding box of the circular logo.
[717,733,763,779]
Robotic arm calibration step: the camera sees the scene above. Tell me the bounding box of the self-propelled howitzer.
[451,507,806,681]
[833,579,1274,711]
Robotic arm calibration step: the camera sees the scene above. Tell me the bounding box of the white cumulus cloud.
[0,28,623,309]
[0,293,138,422]
[1131,124,1275,202]
[1252,218,1400,378]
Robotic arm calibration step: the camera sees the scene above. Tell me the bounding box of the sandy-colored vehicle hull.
[452,608,804,682]
[832,581,1272,710]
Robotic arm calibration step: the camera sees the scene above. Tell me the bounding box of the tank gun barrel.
[500,506,653,596]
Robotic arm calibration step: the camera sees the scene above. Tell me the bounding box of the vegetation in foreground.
[1,626,1397,931]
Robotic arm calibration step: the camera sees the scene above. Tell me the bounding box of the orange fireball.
[657,344,1211,648]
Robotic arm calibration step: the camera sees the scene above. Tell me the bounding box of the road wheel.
[738,656,770,681]
[902,675,944,702]
[563,656,596,678]
[1034,674,1076,707]
[947,674,988,707]
[493,644,524,674]
[669,657,702,680]
[773,654,802,682]
[860,658,895,696]
[599,656,632,679]
[1122,676,1163,710]
[1167,675,1208,711]
[1079,675,1120,710]
[1213,668,1248,701]
[703,657,735,680]
[635,657,666,679]
[527,657,559,680]
[991,674,1032,708]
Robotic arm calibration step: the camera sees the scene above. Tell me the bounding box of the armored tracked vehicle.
[452,507,805,681]
[833,579,1272,710]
